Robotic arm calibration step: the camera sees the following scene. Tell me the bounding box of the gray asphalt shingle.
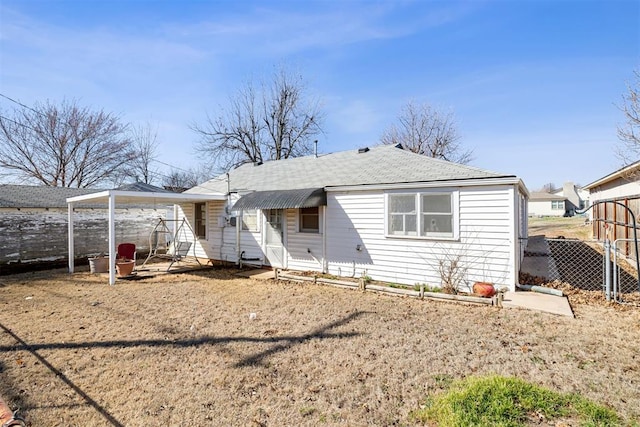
[189,144,512,194]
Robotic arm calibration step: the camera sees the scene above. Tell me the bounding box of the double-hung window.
[194,202,207,239]
[551,200,564,210]
[421,193,453,238]
[387,191,457,239]
[299,207,320,233]
[388,194,417,236]
[241,209,258,231]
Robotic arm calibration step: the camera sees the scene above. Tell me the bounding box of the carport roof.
[66,189,226,205]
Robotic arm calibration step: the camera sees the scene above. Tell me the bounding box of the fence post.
[604,239,611,302]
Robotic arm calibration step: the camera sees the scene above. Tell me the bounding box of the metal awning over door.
[231,188,326,211]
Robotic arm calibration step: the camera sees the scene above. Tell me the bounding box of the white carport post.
[108,193,117,285]
[68,202,75,273]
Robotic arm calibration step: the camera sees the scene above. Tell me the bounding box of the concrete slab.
[502,290,574,317]
[236,269,276,280]
[521,235,553,279]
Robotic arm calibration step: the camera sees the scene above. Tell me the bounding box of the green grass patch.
[410,375,620,427]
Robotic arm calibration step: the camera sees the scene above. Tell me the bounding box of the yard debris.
[519,272,640,308]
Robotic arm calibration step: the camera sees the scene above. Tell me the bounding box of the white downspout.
[68,202,75,273]
[322,205,327,273]
[236,209,241,264]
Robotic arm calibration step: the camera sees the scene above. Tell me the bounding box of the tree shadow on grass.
[0,311,367,425]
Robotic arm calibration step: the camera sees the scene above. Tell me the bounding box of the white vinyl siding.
[325,186,516,290]
[286,207,324,272]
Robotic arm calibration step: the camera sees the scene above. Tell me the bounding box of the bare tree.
[0,99,133,187]
[193,66,323,172]
[540,182,558,193]
[381,101,472,164]
[128,122,160,184]
[616,70,640,164]
[162,165,214,192]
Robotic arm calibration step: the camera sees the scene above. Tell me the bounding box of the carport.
[66,189,226,285]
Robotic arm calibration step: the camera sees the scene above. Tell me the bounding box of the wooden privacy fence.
[591,196,640,261]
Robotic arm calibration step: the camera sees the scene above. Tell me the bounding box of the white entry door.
[265,209,285,268]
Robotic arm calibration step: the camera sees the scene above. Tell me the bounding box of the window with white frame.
[388,194,417,236]
[551,200,564,210]
[299,207,320,233]
[241,209,258,231]
[194,202,207,239]
[421,193,453,237]
[387,191,456,239]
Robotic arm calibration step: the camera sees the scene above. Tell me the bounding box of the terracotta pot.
[473,282,496,297]
[116,260,135,277]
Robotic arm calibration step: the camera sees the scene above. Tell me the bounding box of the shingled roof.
[189,144,514,194]
[0,182,172,209]
[0,185,99,208]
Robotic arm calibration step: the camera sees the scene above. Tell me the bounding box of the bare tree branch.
[381,101,472,164]
[616,70,640,165]
[0,99,134,187]
[193,66,324,172]
[128,122,160,184]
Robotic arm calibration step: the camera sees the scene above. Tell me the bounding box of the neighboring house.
[528,192,568,217]
[552,182,589,216]
[178,144,529,291]
[584,161,640,243]
[0,183,171,271]
[528,182,589,217]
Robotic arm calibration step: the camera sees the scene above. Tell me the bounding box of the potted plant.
[115,258,135,277]
[89,254,109,273]
[473,281,496,297]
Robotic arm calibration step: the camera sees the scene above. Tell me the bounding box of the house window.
[421,193,453,237]
[299,207,320,233]
[387,191,456,239]
[242,209,258,231]
[194,202,207,239]
[551,200,564,210]
[388,194,417,236]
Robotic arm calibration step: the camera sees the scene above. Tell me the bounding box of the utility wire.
[0,93,45,117]
[0,114,39,133]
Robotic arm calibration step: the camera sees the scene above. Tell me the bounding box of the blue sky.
[0,0,638,190]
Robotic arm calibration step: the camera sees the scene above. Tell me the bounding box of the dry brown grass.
[1,268,639,426]
[528,216,593,240]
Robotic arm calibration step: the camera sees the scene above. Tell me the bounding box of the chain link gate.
[544,237,639,303]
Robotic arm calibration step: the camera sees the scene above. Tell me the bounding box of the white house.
[178,144,529,291]
[528,191,568,217]
[552,182,589,216]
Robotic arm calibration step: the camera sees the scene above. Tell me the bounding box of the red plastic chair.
[117,243,136,262]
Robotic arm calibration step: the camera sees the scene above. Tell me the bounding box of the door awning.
[232,188,326,211]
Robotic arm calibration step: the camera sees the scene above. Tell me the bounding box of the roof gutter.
[326,176,529,197]
[583,161,640,190]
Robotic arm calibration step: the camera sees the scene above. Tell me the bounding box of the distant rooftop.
[0,182,171,209]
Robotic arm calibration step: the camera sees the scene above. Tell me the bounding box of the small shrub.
[414,283,442,293]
